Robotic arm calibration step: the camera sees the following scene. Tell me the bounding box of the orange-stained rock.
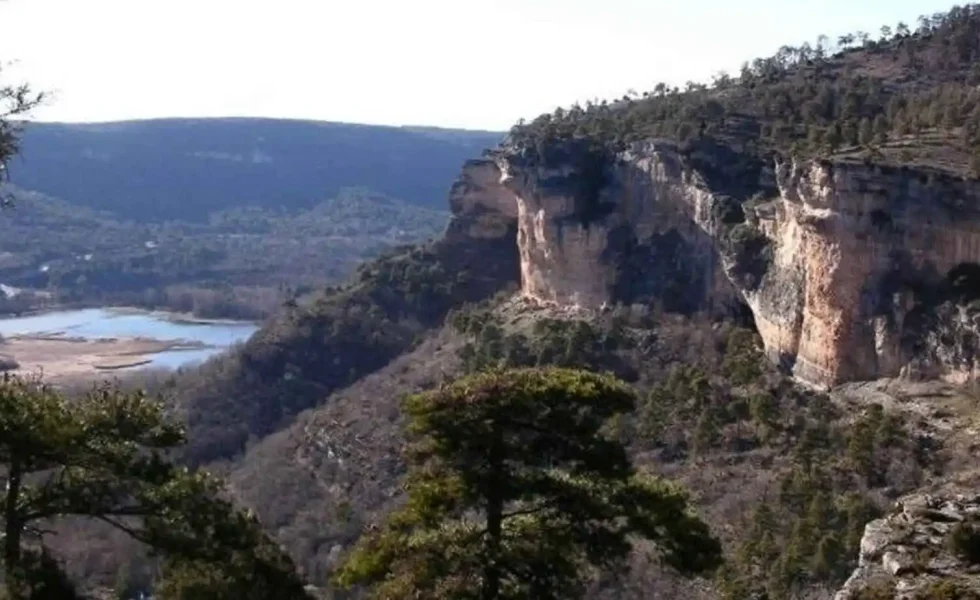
[447,142,980,386]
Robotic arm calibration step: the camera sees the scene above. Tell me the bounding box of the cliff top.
[508,4,980,179]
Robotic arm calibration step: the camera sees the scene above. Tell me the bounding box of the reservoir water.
[0,308,258,369]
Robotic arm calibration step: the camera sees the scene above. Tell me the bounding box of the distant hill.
[8,118,503,221]
[0,184,451,318]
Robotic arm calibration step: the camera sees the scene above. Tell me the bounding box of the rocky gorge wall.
[448,140,980,387]
[491,143,746,317]
[762,158,980,386]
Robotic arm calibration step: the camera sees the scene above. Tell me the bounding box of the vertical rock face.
[497,142,745,316]
[445,157,520,243]
[760,159,980,385]
[446,142,980,386]
[503,161,617,307]
[440,156,523,301]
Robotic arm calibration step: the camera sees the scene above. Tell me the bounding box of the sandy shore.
[0,335,206,382]
[105,306,255,326]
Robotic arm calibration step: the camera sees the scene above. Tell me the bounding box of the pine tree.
[720,328,763,385]
[154,527,310,600]
[749,392,778,441]
[335,367,722,599]
[0,374,311,599]
[641,385,670,440]
[858,118,874,147]
[693,408,722,455]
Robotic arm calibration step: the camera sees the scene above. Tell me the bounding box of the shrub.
[851,581,896,600]
[948,522,980,564]
[915,580,980,600]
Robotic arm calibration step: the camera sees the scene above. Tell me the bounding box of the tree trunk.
[482,421,503,600]
[4,458,23,599]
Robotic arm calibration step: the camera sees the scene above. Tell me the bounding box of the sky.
[0,0,963,131]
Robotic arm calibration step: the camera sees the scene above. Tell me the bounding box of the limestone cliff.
[470,141,747,317]
[762,159,980,386]
[448,140,980,386]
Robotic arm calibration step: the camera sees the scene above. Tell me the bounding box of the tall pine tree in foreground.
[335,367,722,599]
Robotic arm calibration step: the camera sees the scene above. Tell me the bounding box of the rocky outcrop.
[446,157,520,243]
[448,139,980,386]
[835,492,980,599]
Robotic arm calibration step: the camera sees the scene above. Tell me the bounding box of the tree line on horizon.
[509,3,980,175]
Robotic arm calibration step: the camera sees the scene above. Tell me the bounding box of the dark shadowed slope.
[8,118,503,221]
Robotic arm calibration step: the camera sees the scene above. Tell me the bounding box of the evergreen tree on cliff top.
[335,367,722,599]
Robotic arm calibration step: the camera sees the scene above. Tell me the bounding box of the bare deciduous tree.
[0,61,44,204]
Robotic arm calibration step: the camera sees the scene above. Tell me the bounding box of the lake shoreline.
[0,307,258,382]
[103,305,260,326]
[0,304,259,327]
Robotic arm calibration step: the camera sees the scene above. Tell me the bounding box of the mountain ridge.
[7,118,503,221]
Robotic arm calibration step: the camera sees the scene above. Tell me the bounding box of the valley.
[0,119,501,320]
[5,3,980,600]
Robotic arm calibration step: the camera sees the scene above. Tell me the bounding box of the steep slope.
[175,157,520,465]
[220,297,970,598]
[492,6,980,387]
[10,118,502,220]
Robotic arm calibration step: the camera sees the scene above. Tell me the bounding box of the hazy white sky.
[0,0,960,130]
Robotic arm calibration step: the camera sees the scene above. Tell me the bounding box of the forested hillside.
[0,186,449,319]
[185,2,980,473]
[509,5,980,176]
[0,119,500,317]
[9,119,502,220]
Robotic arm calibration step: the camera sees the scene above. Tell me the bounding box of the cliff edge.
[450,139,980,387]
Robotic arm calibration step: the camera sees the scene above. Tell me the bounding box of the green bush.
[948,522,980,564]
[915,580,980,600]
[851,581,896,600]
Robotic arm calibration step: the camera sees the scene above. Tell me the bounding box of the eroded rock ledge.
[447,140,980,386]
[834,492,980,599]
